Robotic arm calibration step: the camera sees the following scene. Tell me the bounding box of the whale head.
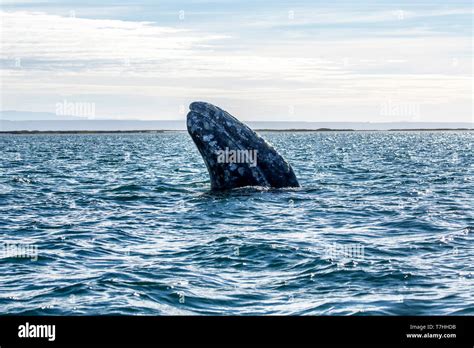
[187,101,299,191]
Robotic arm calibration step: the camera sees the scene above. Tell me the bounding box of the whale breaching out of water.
[187,101,299,190]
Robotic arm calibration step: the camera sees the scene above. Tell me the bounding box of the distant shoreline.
[257,128,473,132]
[0,130,167,134]
[0,128,472,135]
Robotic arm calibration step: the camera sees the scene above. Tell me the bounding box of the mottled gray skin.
[187,101,299,190]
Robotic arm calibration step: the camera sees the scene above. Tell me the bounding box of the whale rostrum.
[186,102,299,190]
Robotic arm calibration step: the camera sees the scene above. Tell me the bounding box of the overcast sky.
[0,0,472,122]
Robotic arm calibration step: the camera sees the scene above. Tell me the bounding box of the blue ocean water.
[0,131,472,315]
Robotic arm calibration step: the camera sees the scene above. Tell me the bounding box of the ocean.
[0,131,472,315]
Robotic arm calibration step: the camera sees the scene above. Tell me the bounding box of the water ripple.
[0,131,473,315]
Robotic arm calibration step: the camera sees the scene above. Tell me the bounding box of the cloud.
[245,8,474,28]
[0,8,472,122]
[0,11,227,61]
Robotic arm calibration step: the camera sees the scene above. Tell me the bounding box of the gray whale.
[187,101,299,190]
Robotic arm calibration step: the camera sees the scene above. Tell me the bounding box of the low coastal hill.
[1,111,472,132]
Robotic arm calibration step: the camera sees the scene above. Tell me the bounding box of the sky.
[0,0,472,122]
